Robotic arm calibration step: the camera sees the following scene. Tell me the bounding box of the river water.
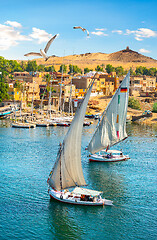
[0,120,157,240]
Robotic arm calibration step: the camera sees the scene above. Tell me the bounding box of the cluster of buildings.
[3,70,157,109]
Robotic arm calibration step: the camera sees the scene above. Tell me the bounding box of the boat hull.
[48,189,113,206]
[89,154,129,162]
[12,123,35,128]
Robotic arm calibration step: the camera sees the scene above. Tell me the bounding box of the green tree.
[130,67,136,75]
[128,97,141,110]
[68,64,82,74]
[105,64,115,73]
[0,75,9,102]
[14,80,22,90]
[8,60,22,73]
[84,67,93,74]
[20,61,27,71]
[115,66,124,76]
[44,65,55,72]
[26,60,37,72]
[59,64,67,73]
[135,66,144,75]
[38,64,45,72]
[95,65,103,72]
[152,102,157,112]
[148,67,157,76]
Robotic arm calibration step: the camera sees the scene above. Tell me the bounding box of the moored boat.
[12,122,36,128]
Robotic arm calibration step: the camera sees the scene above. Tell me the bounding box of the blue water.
[0,120,157,240]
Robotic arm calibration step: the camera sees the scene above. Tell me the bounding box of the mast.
[69,56,73,117]
[47,75,52,119]
[31,79,35,120]
[20,82,25,118]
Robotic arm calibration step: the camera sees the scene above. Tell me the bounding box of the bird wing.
[44,34,58,53]
[73,26,88,33]
[73,26,82,30]
[24,52,42,57]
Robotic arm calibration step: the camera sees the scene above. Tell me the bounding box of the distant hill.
[108,47,157,63]
[28,47,157,71]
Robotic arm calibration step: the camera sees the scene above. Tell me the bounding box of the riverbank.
[87,95,157,126]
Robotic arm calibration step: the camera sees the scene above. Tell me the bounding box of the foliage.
[128,97,141,110]
[44,65,55,72]
[95,65,103,72]
[26,60,37,72]
[20,61,27,71]
[135,66,157,76]
[115,66,125,76]
[8,60,23,73]
[84,67,93,74]
[59,64,67,73]
[152,102,157,113]
[27,103,31,107]
[44,74,51,83]
[14,80,22,90]
[130,67,136,75]
[68,64,82,74]
[0,76,9,102]
[105,64,115,73]
[37,64,45,72]
[148,67,157,76]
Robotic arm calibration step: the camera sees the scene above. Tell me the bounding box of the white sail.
[48,79,95,190]
[88,71,130,154]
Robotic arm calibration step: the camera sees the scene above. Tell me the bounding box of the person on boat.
[120,149,123,156]
[107,152,112,158]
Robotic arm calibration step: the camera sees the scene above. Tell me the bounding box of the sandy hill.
[28,47,157,71]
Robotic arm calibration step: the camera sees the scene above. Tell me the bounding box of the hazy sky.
[0,0,157,60]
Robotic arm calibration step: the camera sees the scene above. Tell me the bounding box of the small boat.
[26,119,49,127]
[0,106,14,119]
[132,110,152,122]
[12,122,36,128]
[89,150,130,162]
[36,122,49,127]
[83,121,91,126]
[56,121,70,127]
[85,114,95,119]
[47,76,113,206]
[87,71,130,162]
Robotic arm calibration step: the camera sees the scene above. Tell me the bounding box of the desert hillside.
[28,47,157,71]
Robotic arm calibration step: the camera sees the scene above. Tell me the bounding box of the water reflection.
[126,122,157,137]
[48,200,83,240]
[87,162,127,205]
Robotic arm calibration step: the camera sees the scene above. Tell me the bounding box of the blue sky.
[0,0,157,60]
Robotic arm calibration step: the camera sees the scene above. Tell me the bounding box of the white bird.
[73,26,89,36]
[24,34,58,61]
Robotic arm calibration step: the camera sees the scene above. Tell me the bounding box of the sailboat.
[47,76,113,206]
[87,71,130,162]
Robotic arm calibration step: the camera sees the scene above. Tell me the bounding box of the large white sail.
[88,71,130,154]
[48,79,95,190]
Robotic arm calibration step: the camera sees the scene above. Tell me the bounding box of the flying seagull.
[73,26,89,36]
[24,34,58,61]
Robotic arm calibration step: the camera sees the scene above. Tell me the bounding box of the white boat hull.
[12,123,36,128]
[48,189,113,206]
[89,154,130,162]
